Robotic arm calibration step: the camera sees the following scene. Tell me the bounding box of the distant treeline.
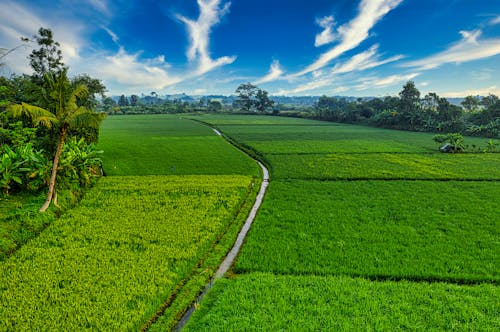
[300,81,500,138]
[100,81,499,138]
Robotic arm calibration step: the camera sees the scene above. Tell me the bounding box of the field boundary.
[170,123,270,331]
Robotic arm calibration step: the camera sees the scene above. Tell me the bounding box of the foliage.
[185,273,500,331]
[304,81,499,137]
[28,27,66,82]
[7,69,106,210]
[234,83,274,112]
[118,94,129,106]
[0,175,254,330]
[234,83,258,112]
[0,193,57,261]
[432,133,465,153]
[0,143,49,194]
[57,137,103,189]
[70,74,107,109]
[0,121,37,147]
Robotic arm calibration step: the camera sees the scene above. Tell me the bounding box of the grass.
[98,115,259,176]
[268,152,500,180]
[183,114,500,330]
[0,194,53,261]
[1,115,262,329]
[0,175,256,330]
[184,273,500,331]
[191,114,493,154]
[235,180,499,283]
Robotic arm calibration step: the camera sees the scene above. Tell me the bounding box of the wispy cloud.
[315,16,337,47]
[0,1,84,73]
[254,60,284,84]
[293,0,403,77]
[87,0,111,16]
[490,15,500,25]
[177,0,236,75]
[403,30,500,70]
[331,44,403,74]
[440,86,500,98]
[355,72,419,90]
[102,26,119,44]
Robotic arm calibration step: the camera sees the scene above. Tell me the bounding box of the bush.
[432,133,465,153]
[57,137,103,190]
[0,144,49,194]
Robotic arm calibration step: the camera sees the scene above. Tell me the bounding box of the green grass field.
[1,115,261,330]
[235,180,499,283]
[185,273,499,331]
[184,114,500,330]
[0,194,53,261]
[0,176,254,330]
[268,152,500,180]
[99,115,259,176]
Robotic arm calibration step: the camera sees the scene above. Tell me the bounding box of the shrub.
[432,133,465,153]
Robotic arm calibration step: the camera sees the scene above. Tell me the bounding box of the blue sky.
[1,0,499,97]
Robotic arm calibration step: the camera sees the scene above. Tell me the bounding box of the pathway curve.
[173,127,269,331]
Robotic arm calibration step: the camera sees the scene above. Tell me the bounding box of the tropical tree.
[235,83,258,112]
[207,100,223,112]
[29,27,66,83]
[255,89,274,112]
[130,94,139,106]
[461,95,480,112]
[118,94,129,106]
[398,81,421,130]
[6,69,105,211]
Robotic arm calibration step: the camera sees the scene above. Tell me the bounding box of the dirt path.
[173,127,270,331]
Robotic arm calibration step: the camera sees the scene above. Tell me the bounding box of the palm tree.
[7,69,105,212]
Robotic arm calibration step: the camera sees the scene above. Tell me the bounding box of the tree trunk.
[39,128,66,212]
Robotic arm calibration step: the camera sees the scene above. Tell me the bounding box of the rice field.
[184,114,500,330]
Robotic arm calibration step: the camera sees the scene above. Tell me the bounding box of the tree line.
[308,81,499,138]
[99,81,499,140]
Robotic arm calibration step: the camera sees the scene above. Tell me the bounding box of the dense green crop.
[184,114,499,329]
[235,180,499,282]
[0,194,54,260]
[268,152,500,180]
[185,273,500,331]
[98,115,259,176]
[191,114,490,154]
[0,175,255,330]
[189,114,331,126]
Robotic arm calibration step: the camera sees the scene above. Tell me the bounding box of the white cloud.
[102,26,119,44]
[89,47,180,93]
[331,44,403,74]
[276,78,333,95]
[490,16,500,25]
[254,60,284,84]
[440,86,500,98]
[87,0,111,16]
[315,15,337,47]
[0,1,85,73]
[293,0,403,77]
[403,30,500,70]
[471,68,494,81]
[177,0,236,75]
[355,72,419,90]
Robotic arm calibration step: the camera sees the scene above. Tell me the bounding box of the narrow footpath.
[173,127,270,331]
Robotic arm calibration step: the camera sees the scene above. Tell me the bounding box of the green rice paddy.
[184,114,500,330]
